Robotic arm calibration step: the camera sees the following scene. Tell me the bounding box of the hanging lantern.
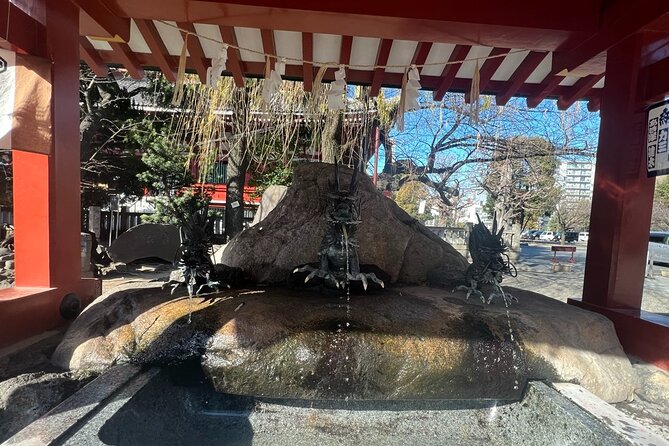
[327,65,347,111]
[206,44,229,88]
[262,58,285,105]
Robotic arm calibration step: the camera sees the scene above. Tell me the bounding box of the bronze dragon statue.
[164,192,241,296]
[455,214,518,305]
[293,163,384,291]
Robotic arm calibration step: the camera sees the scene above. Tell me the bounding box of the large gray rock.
[250,185,288,226]
[222,163,468,284]
[108,223,179,264]
[53,284,636,403]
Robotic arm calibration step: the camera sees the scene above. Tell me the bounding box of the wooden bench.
[551,245,576,263]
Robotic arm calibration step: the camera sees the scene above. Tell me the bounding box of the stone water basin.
[52,284,636,403]
[3,362,642,446]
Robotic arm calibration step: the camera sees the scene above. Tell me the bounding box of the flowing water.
[501,288,525,390]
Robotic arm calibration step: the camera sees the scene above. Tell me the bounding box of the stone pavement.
[505,243,669,315]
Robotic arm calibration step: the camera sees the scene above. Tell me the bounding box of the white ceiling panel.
[456,46,493,79]
[193,23,224,59]
[420,43,454,76]
[153,20,185,56]
[385,40,418,73]
[234,27,265,63]
[350,37,380,71]
[274,30,302,62]
[313,33,342,66]
[525,52,552,83]
[490,50,529,82]
[127,20,150,54]
[87,37,112,51]
[559,76,580,86]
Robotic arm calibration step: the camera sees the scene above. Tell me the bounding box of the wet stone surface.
[52,284,636,403]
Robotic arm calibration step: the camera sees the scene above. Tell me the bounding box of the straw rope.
[156,20,525,71]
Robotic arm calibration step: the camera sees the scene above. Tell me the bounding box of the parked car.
[578,232,589,242]
[648,231,669,265]
[522,230,535,240]
[521,230,532,239]
[527,230,542,240]
[564,231,579,242]
[539,231,556,241]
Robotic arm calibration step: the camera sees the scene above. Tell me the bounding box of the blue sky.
[366,89,601,190]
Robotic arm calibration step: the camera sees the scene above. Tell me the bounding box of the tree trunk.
[382,134,394,174]
[225,87,250,242]
[225,140,249,242]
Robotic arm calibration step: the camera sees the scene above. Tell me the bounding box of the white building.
[557,159,595,201]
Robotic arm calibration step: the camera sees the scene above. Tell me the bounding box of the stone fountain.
[3,162,658,444]
[50,163,636,405]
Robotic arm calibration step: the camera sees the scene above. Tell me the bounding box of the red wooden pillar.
[569,33,669,370]
[0,0,100,347]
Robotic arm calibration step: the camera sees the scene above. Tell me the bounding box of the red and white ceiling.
[73,0,669,111]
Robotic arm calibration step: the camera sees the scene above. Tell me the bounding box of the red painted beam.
[526,75,565,108]
[0,0,47,57]
[219,25,246,87]
[552,0,669,75]
[557,73,605,110]
[642,53,669,104]
[108,42,145,80]
[340,35,353,65]
[339,35,353,79]
[587,97,601,112]
[433,44,471,101]
[370,38,393,97]
[260,28,276,71]
[79,37,108,78]
[176,22,208,83]
[411,42,433,66]
[194,0,599,32]
[495,51,547,106]
[135,19,176,82]
[302,32,314,91]
[70,0,131,42]
[465,47,508,103]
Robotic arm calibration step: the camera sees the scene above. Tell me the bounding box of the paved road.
[504,242,669,315]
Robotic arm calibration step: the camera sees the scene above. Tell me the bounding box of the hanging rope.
[171,33,189,105]
[156,20,527,72]
[469,60,481,124]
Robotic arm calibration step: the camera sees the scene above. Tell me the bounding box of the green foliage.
[483,137,561,230]
[143,187,217,225]
[249,161,295,198]
[80,66,148,207]
[134,121,192,196]
[656,177,669,205]
[395,181,431,222]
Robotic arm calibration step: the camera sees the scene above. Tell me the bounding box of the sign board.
[647,99,669,177]
[0,49,16,150]
[0,49,52,153]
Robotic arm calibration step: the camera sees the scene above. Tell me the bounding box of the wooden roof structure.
[42,0,668,110]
